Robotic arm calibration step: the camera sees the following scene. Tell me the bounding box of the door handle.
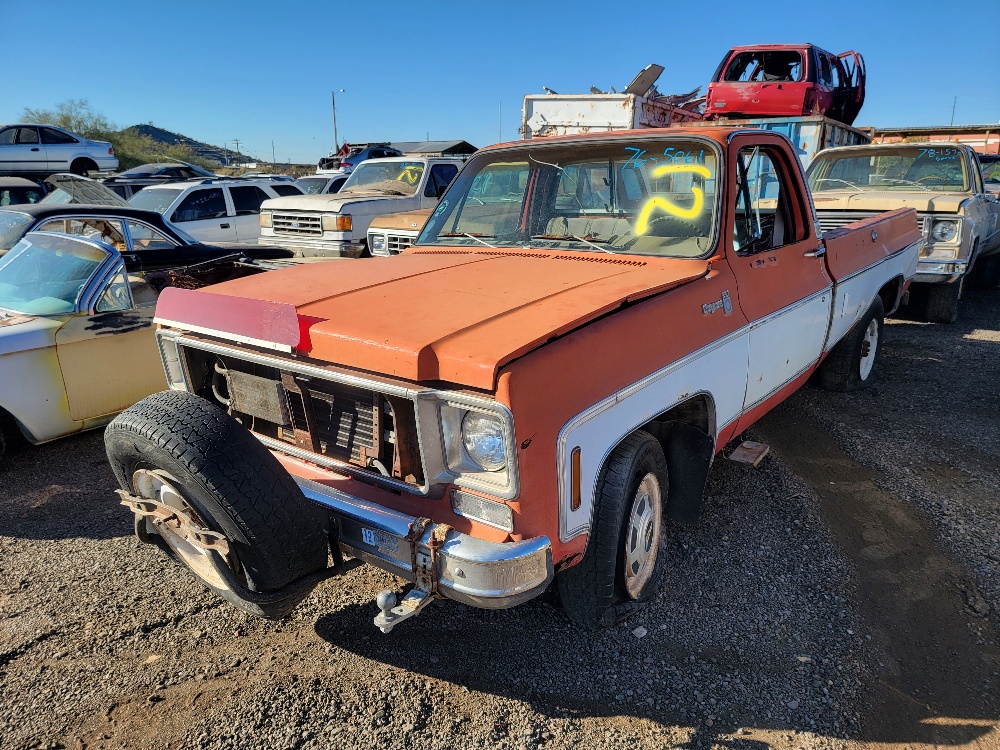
[220,223,230,229]
[31,147,39,151]
[803,247,826,258]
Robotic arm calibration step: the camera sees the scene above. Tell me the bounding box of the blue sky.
[3,0,998,163]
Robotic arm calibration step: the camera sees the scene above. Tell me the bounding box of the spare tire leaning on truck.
[105,390,331,619]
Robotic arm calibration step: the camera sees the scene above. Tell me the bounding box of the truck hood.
[812,191,969,213]
[0,313,61,356]
[262,192,411,213]
[368,209,433,232]
[160,250,710,390]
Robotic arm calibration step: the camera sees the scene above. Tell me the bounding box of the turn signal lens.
[321,214,352,232]
[259,211,272,228]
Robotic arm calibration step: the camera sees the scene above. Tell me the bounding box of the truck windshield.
[808,147,970,193]
[417,139,719,258]
[339,162,425,196]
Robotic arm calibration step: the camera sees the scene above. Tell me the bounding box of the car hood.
[262,193,411,213]
[160,249,710,390]
[0,313,61,355]
[812,191,969,213]
[369,209,433,232]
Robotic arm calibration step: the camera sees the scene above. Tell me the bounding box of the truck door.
[836,51,866,125]
[727,138,833,426]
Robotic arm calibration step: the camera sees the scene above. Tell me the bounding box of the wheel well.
[639,394,715,447]
[878,276,904,315]
[70,157,97,174]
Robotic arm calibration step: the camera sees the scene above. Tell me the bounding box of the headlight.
[929,219,959,243]
[321,214,352,232]
[371,234,385,252]
[259,211,272,228]
[462,412,506,471]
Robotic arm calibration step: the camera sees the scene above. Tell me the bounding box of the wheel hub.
[118,469,234,590]
[859,318,879,380]
[623,473,662,599]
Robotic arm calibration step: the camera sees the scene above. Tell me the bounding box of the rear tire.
[924,278,963,324]
[105,390,329,619]
[557,431,669,630]
[819,295,884,392]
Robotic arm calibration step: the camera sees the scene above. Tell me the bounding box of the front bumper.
[914,259,967,284]
[259,236,365,258]
[293,475,553,609]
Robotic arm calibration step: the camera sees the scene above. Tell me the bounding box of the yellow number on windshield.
[397,166,422,184]
[635,164,712,234]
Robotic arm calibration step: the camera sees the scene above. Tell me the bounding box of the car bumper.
[914,259,967,284]
[259,236,365,258]
[92,156,119,172]
[292,474,553,609]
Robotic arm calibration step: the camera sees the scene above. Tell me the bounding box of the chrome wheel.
[623,472,662,599]
[130,469,236,590]
[859,318,879,380]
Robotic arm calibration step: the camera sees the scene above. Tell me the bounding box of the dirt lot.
[1,291,998,750]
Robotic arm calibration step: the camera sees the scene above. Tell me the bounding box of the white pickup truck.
[258,157,464,257]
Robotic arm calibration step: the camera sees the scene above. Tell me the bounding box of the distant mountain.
[124,124,255,166]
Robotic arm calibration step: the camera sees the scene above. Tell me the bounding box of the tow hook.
[374,588,434,633]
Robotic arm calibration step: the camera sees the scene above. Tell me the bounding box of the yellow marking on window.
[635,164,712,234]
[397,166,422,184]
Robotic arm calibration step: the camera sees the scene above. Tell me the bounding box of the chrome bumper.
[259,236,365,258]
[293,476,553,609]
[914,259,967,284]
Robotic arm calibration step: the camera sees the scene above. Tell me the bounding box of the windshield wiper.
[531,234,615,254]
[462,233,498,249]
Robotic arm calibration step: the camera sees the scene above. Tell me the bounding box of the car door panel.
[11,127,46,172]
[229,185,271,242]
[170,188,234,243]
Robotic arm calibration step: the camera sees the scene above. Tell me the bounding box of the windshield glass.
[0,233,109,315]
[0,211,33,252]
[128,188,184,214]
[296,177,328,194]
[808,147,971,193]
[417,139,719,258]
[340,161,425,196]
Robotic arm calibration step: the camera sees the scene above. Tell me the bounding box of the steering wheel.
[813,178,861,190]
[645,214,703,238]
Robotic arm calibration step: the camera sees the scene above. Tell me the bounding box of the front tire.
[924,278,963,324]
[105,390,329,619]
[819,295,884,392]
[557,431,669,630]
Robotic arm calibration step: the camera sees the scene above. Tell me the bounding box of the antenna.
[950,97,957,126]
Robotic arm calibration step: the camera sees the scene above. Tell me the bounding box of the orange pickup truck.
[107,127,921,632]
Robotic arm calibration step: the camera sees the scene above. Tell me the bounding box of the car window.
[0,210,34,251]
[0,187,44,206]
[230,185,271,215]
[271,184,302,197]
[724,51,803,83]
[40,128,78,145]
[424,164,459,198]
[0,128,15,146]
[36,217,128,252]
[171,188,227,222]
[15,128,39,145]
[734,147,801,253]
[126,220,177,251]
[94,267,133,313]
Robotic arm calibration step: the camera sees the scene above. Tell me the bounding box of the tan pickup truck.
[807,142,1000,322]
[366,209,431,256]
[107,126,920,632]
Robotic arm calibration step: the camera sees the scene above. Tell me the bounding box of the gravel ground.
[1,291,998,750]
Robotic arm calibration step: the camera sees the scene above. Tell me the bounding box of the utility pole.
[950,97,957,126]
[271,140,276,168]
[233,138,241,166]
[332,89,345,152]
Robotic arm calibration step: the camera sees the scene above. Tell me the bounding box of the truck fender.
[651,420,715,525]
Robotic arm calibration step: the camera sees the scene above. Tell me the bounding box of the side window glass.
[733,148,800,253]
[94,268,132,313]
[424,164,459,198]
[0,128,15,145]
[230,185,268,215]
[271,184,301,197]
[16,128,39,145]
[126,220,177,251]
[37,218,127,251]
[41,128,78,145]
[172,189,227,222]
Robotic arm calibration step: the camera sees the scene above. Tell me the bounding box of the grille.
[387,234,414,253]
[817,211,930,234]
[272,212,323,236]
[302,381,375,463]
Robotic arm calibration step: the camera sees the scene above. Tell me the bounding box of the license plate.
[361,527,398,554]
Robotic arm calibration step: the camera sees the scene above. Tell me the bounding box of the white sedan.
[0,124,118,176]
